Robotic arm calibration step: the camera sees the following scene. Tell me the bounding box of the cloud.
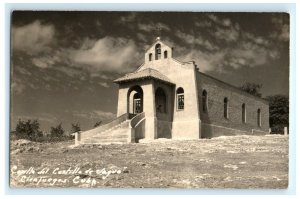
[175,30,218,51]
[136,33,147,42]
[54,65,83,78]
[207,14,234,27]
[14,113,58,124]
[93,110,116,120]
[244,32,270,46]
[119,13,137,24]
[173,15,281,72]
[98,82,109,88]
[270,15,289,42]
[195,20,212,28]
[73,110,115,121]
[11,80,26,95]
[179,49,226,72]
[228,40,270,68]
[70,36,140,73]
[12,20,55,54]
[32,56,55,68]
[138,22,170,32]
[204,14,240,43]
[213,26,239,42]
[175,30,276,72]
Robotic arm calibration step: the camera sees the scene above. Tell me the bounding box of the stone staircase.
[81,120,131,144]
[76,112,145,145]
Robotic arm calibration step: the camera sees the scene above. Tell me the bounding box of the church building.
[75,37,269,145]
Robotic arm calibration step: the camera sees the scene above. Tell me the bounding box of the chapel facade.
[76,37,269,145]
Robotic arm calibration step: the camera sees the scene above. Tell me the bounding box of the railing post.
[74,131,81,146]
[284,127,288,136]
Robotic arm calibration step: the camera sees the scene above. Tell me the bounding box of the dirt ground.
[9,135,288,188]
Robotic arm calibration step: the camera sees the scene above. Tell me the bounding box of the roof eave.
[114,76,175,86]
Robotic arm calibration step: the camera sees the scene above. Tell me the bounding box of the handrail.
[130,112,145,128]
[80,113,129,136]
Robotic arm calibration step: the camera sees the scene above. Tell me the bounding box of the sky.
[10,11,289,133]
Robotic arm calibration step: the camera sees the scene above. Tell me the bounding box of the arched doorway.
[128,85,143,115]
[155,87,167,114]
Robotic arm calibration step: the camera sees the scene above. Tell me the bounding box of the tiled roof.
[114,68,174,85]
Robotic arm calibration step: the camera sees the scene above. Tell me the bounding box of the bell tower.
[144,37,173,63]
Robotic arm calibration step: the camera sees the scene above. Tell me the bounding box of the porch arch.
[127,85,144,114]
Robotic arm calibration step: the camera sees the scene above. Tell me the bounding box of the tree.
[50,123,65,137]
[240,82,262,97]
[71,122,81,133]
[265,95,289,133]
[94,121,102,127]
[15,119,43,140]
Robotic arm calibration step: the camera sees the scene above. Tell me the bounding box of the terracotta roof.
[114,68,174,85]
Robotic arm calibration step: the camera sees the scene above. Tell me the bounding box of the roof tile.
[114,68,174,85]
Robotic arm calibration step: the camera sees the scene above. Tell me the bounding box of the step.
[82,138,128,144]
[91,129,129,136]
[90,134,128,140]
[80,120,131,145]
[83,134,128,141]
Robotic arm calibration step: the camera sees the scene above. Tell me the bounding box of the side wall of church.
[196,72,269,138]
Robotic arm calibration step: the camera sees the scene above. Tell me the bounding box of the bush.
[15,119,43,141]
[265,95,289,134]
[50,123,64,138]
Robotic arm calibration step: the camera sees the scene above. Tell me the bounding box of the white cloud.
[93,110,116,120]
[223,19,231,27]
[230,41,269,67]
[175,31,274,72]
[14,113,58,124]
[12,20,55,54]
[32,56,54,68]
[213,26,239,42]
[73,110,115,121]
[11,80,26,95]
[175,30,218,51]
[99,82,109,88]
[70,36,140,73]
[270,15,289,42]
[138,22,170,32]
[178,48,225,72]
[119,13,137,23]
[195,20,212,28]
[137,33,147,42]
[207,14,233,28]
[204,14,240,43]
[244,32,270,46]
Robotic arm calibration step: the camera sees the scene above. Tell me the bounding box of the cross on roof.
[155,25,162,39]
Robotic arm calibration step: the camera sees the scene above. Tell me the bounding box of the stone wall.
[196,72,269,138]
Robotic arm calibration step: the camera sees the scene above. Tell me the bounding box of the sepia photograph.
[9,11,289,189]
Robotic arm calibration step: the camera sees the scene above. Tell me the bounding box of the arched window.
[257,109,261,127]
[149,53,152,61]
[224,97,228,119]
[164,50,168,59]
[176,87,184,110]
[202,90,208,113]
[155,87,167,113]
[242,103,246,123]
[155,44,161,60]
